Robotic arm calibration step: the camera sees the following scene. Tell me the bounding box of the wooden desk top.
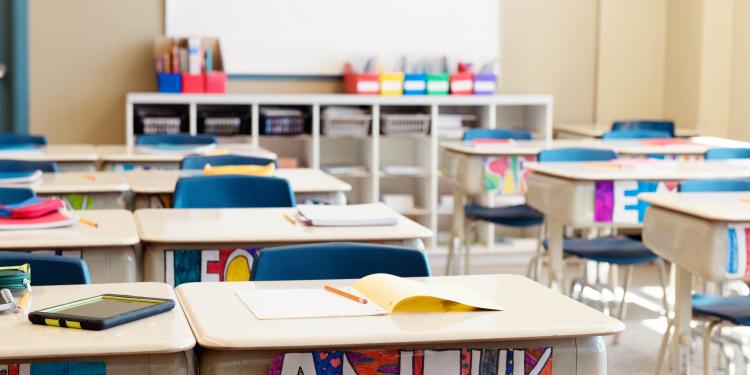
[555,123,700,138]
[0,210,139,249]
[0,172,130,194]
[175,274,624,349]
[135,207,432,244]
[0,144,98,162]
[441,138,709,157]
[527,160,750,181]
[639,192,750,222]
[0,282,195,360]
[125,168,351,194]
[96,144,277,162]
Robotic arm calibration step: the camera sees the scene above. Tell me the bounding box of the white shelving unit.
[126,93,554,249]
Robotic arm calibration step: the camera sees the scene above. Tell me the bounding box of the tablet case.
[28,294,175,331]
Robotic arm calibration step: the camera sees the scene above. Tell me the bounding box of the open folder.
[236,274,505,320]
[296,203,399,227]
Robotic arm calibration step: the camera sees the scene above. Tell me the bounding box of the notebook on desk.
[296,202,399,227]
[0,197,77,230]
[0,170,42,184]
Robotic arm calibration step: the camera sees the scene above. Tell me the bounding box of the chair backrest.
[611,120,675,137]
[0,252,91,285]
[250,242,431,281]
[678,178,750,192]
[602,129,672,140]
[180,154,277,170]
[136,133,217,145]
[704,148,750,160]
[537,147,618,163]
[0,134,47,146]
[462,128,533,141]
[0,159,59,173]
[0,187,35,205]
[173,174,295,208]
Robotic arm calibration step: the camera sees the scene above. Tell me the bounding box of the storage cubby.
[197,104,251,137]
[126,93,554,249]
[133,104,190,135]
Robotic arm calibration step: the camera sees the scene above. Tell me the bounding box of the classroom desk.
[125,168,352,208]
[555,123,699,139]
[440,139,711,273]
[0,210,139,283]
[0,282,196,375]
[0,144,99,171]
[0,171,131,209]
[176,274,624,375]
[640,192,750,374]
[524,160,750,289]
[96,144,277,170]
[135,207,432,285]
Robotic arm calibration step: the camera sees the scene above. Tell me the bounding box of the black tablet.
[28,294,175,331]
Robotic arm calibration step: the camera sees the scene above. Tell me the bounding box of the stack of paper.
[0,197,77,230]
[0,170,42,185]
[296,202,399,227]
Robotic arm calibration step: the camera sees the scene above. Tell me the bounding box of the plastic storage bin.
[260,108,306,135]
[381,114,431,136]
[426,73,449,95]
[450,72,473,95]
[204,72,227,93]
[379,72,404,96]
[343,63,379,94]
[181,73,205,93]
[473,73,497,95]
[157,73,181,93]
[322,114,372,137]
[403,73,427,95]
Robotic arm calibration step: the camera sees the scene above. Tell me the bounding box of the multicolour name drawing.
[0,361,105,375]
[594,180,678,224]
[269,348,552,375]
[482,156,535,194]
[165,248,258,286]
[727,224,750,278]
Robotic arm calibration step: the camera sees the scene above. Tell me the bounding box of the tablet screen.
[42,295,163,319]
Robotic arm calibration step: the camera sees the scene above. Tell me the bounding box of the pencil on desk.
[740,198,750,205]
[79,217,99,228]
[283,213,297,225]
[84,174,96,182]
[324,285,368,304]
[15,289,30,313]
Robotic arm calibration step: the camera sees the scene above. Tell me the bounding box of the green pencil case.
[0,264,31,289]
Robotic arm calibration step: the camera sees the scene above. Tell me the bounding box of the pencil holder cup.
[157,73,182,93]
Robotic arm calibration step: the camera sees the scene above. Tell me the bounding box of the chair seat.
[543,236,658,265]
[692,294,750,326]
[464,203,543,227]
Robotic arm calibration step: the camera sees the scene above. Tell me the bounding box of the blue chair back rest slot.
[180,154,277,170]
[0,134,47,146]
[0,159,59,173]
[611,120,675,137]
[250,242,431,281]
[678,178,750,192]
[462,129,533,141]
[704,148,750,160]
[136,133,217,145]
[0,252,91,285]
[537,147,618,163]
[173,174,295,208]
[602,130,672,140]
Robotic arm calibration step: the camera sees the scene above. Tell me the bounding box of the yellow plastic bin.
[379,72,404,96]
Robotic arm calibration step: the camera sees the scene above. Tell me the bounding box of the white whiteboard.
[165,0,499,76]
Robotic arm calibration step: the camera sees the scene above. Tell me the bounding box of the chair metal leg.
[703,320,722,375]
[655,259,671,315]
[612,265,633,346]
[462,219,472,275]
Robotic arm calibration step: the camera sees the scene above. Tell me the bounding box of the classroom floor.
[429,247,750,374]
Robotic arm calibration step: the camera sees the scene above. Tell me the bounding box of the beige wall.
[30,0,747,144]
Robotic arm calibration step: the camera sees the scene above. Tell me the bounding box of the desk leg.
[671,266,693,375]
[446,187,467,276]
[547,219,564,291]
[82,247,137,283]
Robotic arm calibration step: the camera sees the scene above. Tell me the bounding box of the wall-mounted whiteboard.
[165,0,499,76]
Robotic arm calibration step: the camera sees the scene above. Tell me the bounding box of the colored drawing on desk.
[727,224,750,278]
[268,348,553,375]
[165,248,259,286]
[1,361,105,375]
[594,180,678,224]
[482,156,535,194]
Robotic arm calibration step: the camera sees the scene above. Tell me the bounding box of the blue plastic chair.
[0,134,47,146]
[0,159,59,173]
[704,148,750,160]
[180,154,277,170]
[0,252,91,285]
[173,175,295,208]
[611,120,675,138]
[136,133,217,145]
[679,178,750,192]
[448,129,540,274]
[462,128,533,141]
[602,130,672,140]
[251,242,431,281]
[537,147,617,162]
[0,187,34,205]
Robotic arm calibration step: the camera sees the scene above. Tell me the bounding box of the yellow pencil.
[324,285,368,304]
[84,174,96,182]
[79,217,99,228]
[283,213,297,225]
[15,289,30,313]
[740,198,750,205]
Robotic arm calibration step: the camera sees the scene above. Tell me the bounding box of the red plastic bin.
[181,73,205,93]
[450,72,473,95]
[205,72,227,93]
